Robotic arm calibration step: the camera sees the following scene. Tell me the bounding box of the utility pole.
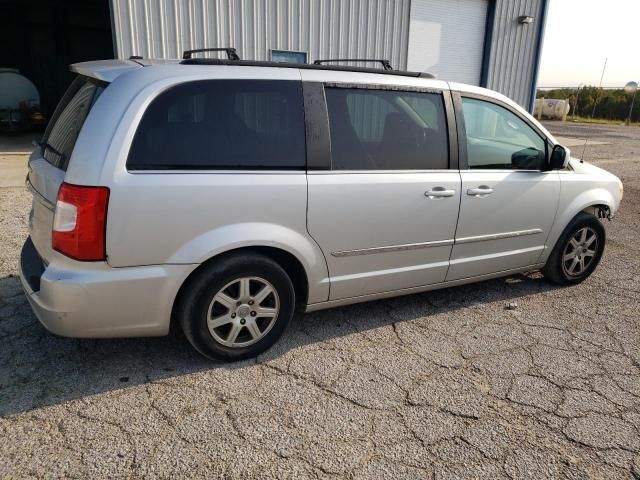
[573,84,583,120]
[589,58,607,119]
[625,81,638,126]
[582,58,608,160]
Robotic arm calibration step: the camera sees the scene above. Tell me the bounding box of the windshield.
[41,76,107,171]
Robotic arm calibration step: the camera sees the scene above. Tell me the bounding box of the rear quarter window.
[127,80,306,170]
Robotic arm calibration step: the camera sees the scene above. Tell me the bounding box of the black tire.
[178,252,295,361]
[542,212,606,285]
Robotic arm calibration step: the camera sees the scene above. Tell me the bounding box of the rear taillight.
[52,183,110,261]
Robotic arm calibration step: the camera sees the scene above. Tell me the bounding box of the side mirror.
[548,144,569,170]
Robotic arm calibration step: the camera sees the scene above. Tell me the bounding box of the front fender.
[167,222,329,304]
[539,187,614,264]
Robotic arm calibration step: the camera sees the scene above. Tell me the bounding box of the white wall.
[407,0,488,84]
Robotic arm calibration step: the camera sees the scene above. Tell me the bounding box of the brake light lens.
[52,183,110,261]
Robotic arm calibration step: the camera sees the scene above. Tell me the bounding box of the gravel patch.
[0,187,30,277]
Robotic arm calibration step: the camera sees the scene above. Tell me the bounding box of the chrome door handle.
[425,187,456,199]
[467,186,494,196]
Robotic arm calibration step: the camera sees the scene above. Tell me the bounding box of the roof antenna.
[580,57,607,163]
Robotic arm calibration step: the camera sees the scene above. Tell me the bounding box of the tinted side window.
[462,97,546,170]
[127,80,305,170]
[325,88,449,170]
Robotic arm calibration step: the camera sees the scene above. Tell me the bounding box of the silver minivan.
[20,52,623,360]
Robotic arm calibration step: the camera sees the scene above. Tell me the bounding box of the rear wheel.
[542,212,606,285]
[178,253,295,361]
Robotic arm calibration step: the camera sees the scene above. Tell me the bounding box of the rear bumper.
[19,237,194,338]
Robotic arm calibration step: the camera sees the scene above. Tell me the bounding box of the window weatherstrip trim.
[126,169,306,175]
[323,82,443,94]
[455,228,543,245]
[306,169,453,175]
[332,239,454,257]
[443,90,458,170]
[302,81,331,170]
[451,91,468,170]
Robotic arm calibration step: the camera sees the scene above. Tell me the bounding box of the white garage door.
[407,0,488,85]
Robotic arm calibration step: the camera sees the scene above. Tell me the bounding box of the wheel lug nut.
[250,311,256,317]
[231,313,236,318]
[240,319,246,325]
[236,301,241,306]
[248,300,254,305]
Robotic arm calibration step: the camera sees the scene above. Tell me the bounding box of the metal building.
[110,0,548,110]
[0,0,547,116]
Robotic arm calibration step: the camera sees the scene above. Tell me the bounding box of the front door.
[446,95,560,281]
[306,84,461,300]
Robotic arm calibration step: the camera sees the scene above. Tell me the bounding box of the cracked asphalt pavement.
[1,121,640,478]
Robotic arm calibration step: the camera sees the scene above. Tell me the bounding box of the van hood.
[568,157,624,215]
[568,157,615,177]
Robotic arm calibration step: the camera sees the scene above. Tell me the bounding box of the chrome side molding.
[331,229,543,257]
[455,228,543,244]
[331,239,454,257]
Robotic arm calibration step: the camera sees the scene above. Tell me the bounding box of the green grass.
[564,116,640,127]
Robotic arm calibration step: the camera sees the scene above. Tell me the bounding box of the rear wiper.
[37,141,66,166]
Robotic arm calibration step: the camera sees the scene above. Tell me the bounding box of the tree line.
[537,86,638,122]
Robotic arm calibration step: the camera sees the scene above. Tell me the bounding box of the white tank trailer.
[534,98,571,121]
[0,68,45,131]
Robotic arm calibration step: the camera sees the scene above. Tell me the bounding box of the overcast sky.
[538,0,640,88]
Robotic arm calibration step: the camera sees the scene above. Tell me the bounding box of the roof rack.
[128,55,145,67]
[180,58,436,80]
[314,58,393,71]
[182,48,240,60]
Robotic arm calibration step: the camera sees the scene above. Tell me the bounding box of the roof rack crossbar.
[182,48,240,61]
[313,58,393,71]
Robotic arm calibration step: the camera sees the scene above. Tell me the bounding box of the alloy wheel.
[206,276,280,348]
[562,227,599,277]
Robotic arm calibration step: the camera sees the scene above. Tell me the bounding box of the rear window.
[42,76,105,170]
[127,80,306,170]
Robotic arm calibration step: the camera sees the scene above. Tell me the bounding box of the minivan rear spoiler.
[69,59,144,83]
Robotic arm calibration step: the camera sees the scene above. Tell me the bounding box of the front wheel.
[542,212,606,285]
[178,253,295,361]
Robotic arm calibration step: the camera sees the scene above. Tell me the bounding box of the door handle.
[425,187,456,199]
[467,186,494,196]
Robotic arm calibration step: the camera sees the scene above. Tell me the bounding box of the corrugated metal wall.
[110,0,545,109]
[110,0,410,70]
[484,0,544,107]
